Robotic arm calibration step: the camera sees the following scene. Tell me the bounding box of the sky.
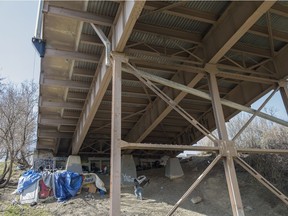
[252,91,287,120]
[0,1,287,121]
[0,1,40,84]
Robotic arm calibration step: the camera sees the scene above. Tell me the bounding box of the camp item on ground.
[17,170,42,194]
[38,179,53,199]
[135,175,150,188]
[20,180,40,204]
[82,183,97,193]
[54,171,83,202]
[82,173,106,192]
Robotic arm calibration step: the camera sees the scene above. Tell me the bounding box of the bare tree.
[226,110,288,192]
[197,109,288,192]
[227,109,279,148]
[0,81,37,188]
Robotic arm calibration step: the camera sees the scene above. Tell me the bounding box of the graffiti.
[33,159,53,171]
[54,157,67,170]
[122,173,134,182]
[83,174,95,185]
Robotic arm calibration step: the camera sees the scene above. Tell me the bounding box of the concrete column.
[121,154,137,185]
[165,157,184,179]
[66,155,83,173]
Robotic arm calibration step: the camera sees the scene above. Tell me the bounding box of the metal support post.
[223,157,245,216]
[110,52,126,216]
[233,88,279,141]
[279,80,288,115]
[208,72,245,216]
[208,72,229,140]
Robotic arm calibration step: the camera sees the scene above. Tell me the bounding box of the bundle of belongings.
[12,169,106,204]
[81,173,106,197]
[133,175,150,200]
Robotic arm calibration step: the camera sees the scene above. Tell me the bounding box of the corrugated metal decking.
[37,1,288,215]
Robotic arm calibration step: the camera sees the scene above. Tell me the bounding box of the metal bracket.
[91,23,111,66]
[204,63,218,74]
[111,52,129,63]
[278,79,287,88]
[32,37,46,58]
[219,140,238,157]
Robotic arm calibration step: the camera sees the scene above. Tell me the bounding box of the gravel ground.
[1,157,287,215]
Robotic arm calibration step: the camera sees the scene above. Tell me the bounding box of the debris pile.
[11,169,106,205]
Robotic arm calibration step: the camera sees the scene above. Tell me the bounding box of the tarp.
[42,171,53,188]
[20,180,40,204]
[82,173,106,192]
[54,171,82,202]
[94,174,106,192]
[16,170,42,194]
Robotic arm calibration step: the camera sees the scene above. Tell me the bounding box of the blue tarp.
[54,171,83,202]
[16,170,42,193]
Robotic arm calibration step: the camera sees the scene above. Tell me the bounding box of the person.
[103,166,108,174]
[134,178,143,200]
[99,189,105,198]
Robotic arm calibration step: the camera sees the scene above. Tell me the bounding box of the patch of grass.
[4,204,22,216]
[0,162,5,172]
[3,203,51,216]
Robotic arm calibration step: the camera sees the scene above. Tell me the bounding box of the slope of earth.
[0,157,287,215]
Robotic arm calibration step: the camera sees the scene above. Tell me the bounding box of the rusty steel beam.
[123,67,288,127]
[166,155,222,216]
[45,48,100,63]
[232,88,279,141]
[43,5,113,26]
[235,157,288,205]
[120,142,219,152]
[279,84,288,115]
[110,53,125,216]
[237,148,288,154]
[208,72,245,216]
[71,0,145,155]
[124,1,276,145]
[41,78,91,90]
[203,1,276,64]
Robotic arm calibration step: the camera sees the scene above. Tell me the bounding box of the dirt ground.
[1,157,287,216]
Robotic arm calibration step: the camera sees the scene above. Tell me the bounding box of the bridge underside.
[36,1,288,215]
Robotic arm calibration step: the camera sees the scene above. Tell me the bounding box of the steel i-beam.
[279,80,288,115]
[123,62,288,215]
[233,87,279,141]
[122,66,288,127]
[110,53,128,216]
[208,72,245,216]
[234,157,288,205]
[126,63,218,144]
[166,154,222,216]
